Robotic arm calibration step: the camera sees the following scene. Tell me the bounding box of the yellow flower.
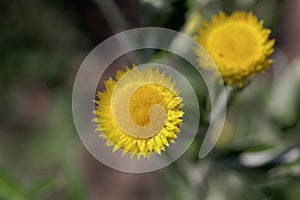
[93,65,184,159]
[195,11,275,87]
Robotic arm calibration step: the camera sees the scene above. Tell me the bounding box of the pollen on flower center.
[129,84,166,127]
[209,23,259,63]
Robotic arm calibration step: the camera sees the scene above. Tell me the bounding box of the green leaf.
[244,144,274,153]
[26,178,57,199]
[64,159,89,200]
[0,169,27,200]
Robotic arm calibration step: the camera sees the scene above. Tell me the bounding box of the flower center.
[129,84,166,126]
[111,72,168,139]
[208,23,259,66]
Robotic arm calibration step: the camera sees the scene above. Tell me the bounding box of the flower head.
[93,65,184,159]
[195,11,275,87]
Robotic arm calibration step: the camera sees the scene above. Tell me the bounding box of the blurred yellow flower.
[195,11,275,87]
[93,65,183,159]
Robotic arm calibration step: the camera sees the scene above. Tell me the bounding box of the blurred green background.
[1,0,300,199]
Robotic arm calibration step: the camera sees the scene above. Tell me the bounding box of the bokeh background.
[1,0,300,199]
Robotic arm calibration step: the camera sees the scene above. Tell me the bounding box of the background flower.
[195,11,275,87]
